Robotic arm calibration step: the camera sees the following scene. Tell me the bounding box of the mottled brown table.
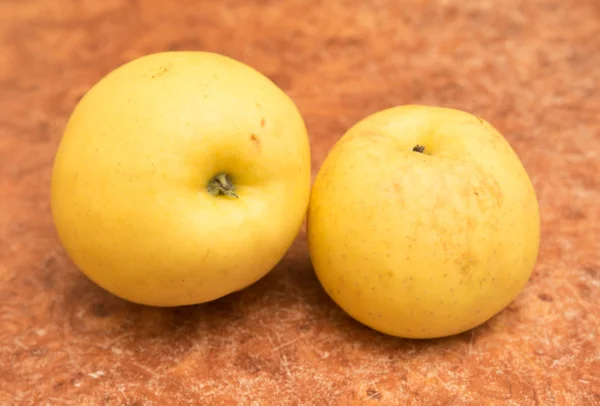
[1,0,599,405]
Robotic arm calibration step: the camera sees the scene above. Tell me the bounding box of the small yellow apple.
[307,105,540,339]
[51,51,311,307]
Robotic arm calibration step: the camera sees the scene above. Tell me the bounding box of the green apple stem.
[207,173,238,198]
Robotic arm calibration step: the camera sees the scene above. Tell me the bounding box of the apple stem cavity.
[207,173,238,198]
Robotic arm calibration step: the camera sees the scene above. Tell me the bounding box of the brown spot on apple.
[483,175,504,207]
[250,134,260,148]
[260,118,266,128]
[151,65,169,79]
[457,251,476,278]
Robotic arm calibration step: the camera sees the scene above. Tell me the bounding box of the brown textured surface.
[1,0,599,404]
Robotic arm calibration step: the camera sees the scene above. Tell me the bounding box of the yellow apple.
[51,51,311,307]
[307,105,540,339]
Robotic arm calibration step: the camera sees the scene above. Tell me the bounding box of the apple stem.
[412,144,426,153]
[207,173,238,198]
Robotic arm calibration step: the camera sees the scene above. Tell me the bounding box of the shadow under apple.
[57,232,511,369]
[58,234,322,340]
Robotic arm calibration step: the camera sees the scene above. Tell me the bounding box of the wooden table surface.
[1,0,599,405]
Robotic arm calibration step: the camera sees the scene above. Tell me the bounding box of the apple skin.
[51,52,311,307]
[307,105,540,339]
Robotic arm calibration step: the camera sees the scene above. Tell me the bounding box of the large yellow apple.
[51,52,311,307]
[307,105,540,339]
